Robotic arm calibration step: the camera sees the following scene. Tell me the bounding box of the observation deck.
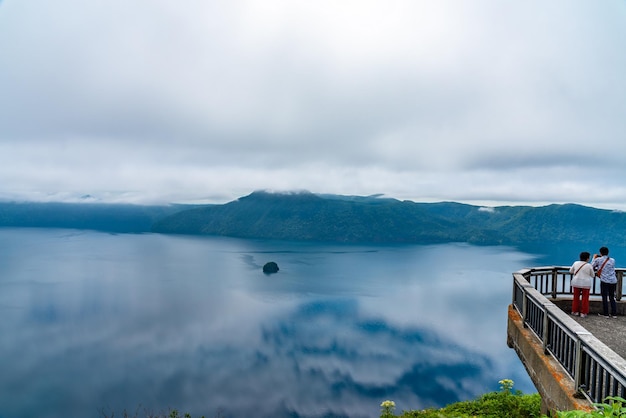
[507,267,626,414]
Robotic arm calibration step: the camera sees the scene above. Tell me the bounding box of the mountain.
[151,191,468,243]
[151,191,626,246]
[2,191,625,247]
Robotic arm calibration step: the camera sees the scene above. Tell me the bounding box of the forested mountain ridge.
[0,201,190,233]
[1,191,625,246]
[151,191,626,246]
[152,191,472,244]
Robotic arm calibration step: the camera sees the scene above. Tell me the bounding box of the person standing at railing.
[569,251,594,318]
[592,246,618,318]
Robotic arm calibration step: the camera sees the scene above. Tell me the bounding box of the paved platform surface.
[570,311,625,359]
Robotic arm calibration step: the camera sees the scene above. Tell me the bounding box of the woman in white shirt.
[569,251,594,318]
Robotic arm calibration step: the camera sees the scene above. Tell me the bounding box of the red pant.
[572,287,590,315]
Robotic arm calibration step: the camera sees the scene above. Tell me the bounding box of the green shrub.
[389,379,541,418]
[553,396,626,417]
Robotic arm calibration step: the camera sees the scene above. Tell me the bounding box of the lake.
[0,228,578,417]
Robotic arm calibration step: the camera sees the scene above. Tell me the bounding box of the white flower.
[499,379,514,391]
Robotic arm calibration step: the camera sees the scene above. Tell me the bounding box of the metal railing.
[514,266,624,301]
[512,267,626,404]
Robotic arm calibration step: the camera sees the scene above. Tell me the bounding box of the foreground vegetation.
[101,380,540,418]
[100,380,626,418]
[387,379,542,418]
[384,380,626,418]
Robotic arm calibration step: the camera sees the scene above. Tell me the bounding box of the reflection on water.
[0,229,541,418]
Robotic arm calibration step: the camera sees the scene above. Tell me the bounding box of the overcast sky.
[1,1,625,208]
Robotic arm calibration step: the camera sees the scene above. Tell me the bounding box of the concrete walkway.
[570,312,626,359]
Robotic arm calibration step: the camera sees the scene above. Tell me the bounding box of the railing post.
[574,338,583,392]
[522,288,528,328]
[551,268,558,299]
[512,274,517,306]
[617,271,623,302]
[520,272,531,328]
[543,306,550,354]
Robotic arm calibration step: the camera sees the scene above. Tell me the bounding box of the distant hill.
[2,191,625,246]
[152,191,468,244]
[0,201,190,233]
[151,191,626,246]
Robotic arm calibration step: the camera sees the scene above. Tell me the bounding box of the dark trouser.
[600,281,617,316]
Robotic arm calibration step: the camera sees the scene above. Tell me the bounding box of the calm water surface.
[0,228,550,417]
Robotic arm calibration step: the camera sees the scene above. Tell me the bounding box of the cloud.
[0,0,625,207]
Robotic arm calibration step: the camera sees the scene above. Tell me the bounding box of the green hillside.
[151,191,626,246]
[0,201,189,233]
[2,191,625,246]
[152,191,466,243]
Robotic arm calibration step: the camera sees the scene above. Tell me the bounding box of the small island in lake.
[263,262,279,274]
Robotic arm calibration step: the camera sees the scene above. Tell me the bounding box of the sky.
[1,1,625,209]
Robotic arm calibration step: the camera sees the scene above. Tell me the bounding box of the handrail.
[520,266,624,301]
[512,267,626,404]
